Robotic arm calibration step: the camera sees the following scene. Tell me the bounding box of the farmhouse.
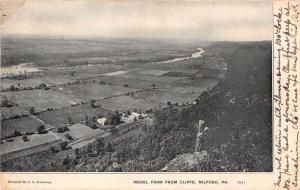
[97,117,107,125]
[121,112,147,123]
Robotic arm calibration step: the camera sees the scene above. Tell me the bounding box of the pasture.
[61,83,139,100]
[0,132,58,155]
[37,104,112,126]
[1,116,44,139]
[136,89,199,105]
[84,76,158,89]
[98,95,164,112]
[56,123,106,141]
[0,106,30,120]
[0,77,77,90]
[1,90,82,112]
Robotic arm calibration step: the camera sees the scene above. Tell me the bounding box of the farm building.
[97,117,107,125]
[121,112,147,123]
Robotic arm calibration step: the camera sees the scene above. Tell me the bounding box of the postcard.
[0,0,299,189]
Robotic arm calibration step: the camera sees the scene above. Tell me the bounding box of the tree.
[36,125,45,134]
[124,84,129,87]
[167,101,172,107]
[1,96,9,107]
[13,129,21,137]
[49,146,57,153]
[105,142,114,152]
[107,111,121,125]
[59,141,68,150]
[22,135,29,142]
[110,126,119,133]
[65,133,73,140]
[74,148,79,155]
[90,99,96,108]
[37,83,47,89]
[57,127,63,133]
[127,110,131,115]
[62,155,70,165]
[94,137,105,154]
[152,83,156,87]
[67,116,73,124]
[9,85,16,91]
[70,71,75,76]
[29,107,35,114]
[62,126,69,131]
[90,124,98,129]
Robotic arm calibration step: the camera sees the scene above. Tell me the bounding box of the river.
[157,48,205,64]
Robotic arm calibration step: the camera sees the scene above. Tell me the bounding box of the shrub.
[62,156,70,165]
[59,141,68,150]
[67,116,74,124]
[74,148,79,155]
[57,127,64,133]
[22,135,29,142]
[25,131,35,135]
[65,133,73,140]
[62,126,69,131]
[13,129,21,137]
[49,146,58,153]
[90,124,98,129]
[110,126,119,133]
[29,107,35,114]
[36,125,45,134]
[105,142,114,152]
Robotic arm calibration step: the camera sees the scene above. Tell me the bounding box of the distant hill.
[1,36,207,67]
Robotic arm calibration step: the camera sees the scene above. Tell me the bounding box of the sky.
[2,0,273,41]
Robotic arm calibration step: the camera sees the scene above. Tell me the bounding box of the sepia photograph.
[0,0,273,173]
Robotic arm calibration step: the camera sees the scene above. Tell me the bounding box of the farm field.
[37,104,112,126]
[1,116,44,139]
[84,75,160,89]
[1,90,82,112]
[136,89,199,105]
[129,68,169,76]
[0,132,58,155]
[171,78,219,88]
[56,123,106,141]
[0,106,30,120]
[98,95,164,112]
[0,76,77,90]
[117,73,183,84]
[60,83,140,100]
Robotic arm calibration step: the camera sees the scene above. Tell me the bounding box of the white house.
[121,112,143,123]
[97,117,107,125]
